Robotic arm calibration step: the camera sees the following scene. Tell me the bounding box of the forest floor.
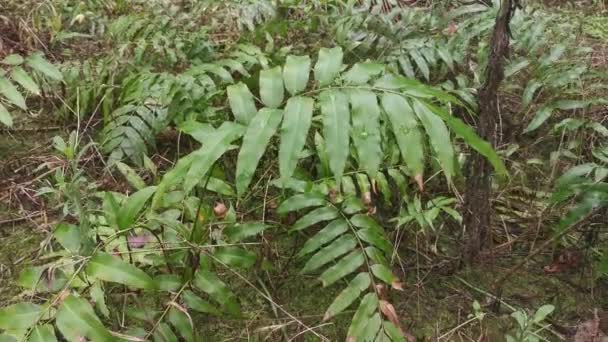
[1,120,606,340]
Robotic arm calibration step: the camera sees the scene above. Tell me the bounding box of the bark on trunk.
[463,0,514,264]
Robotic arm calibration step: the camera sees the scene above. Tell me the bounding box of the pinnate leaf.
[301,235,357,273]
[319,250,365,287]
[349,90,382,178]
[314,47,343,86]
[320,90,350,184]
[279,96,314,183]
[291,206,339,232]
[227,83,257,124]
[236,108,282,195]
[381,93,424,180]
[283,55,311,95]
[278,192,326,214]
[259,66,284,108]
[298,219,348,257]
[324,272,371,321]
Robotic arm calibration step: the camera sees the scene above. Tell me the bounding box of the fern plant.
[108,10,213,67]
[153,46,506,203]
[0,53,63,127]
[142,46,507,339]
[99,44,269,165]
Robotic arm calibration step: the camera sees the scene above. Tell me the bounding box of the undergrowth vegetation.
[1,0,607,341]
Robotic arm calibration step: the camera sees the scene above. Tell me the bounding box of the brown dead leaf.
[391,280,404,291]
[414,174,424,192]
[362,191,372,206]
[380,300,404,333]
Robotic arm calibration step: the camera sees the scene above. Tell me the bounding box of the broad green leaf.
[183,122,245,192]
[298,219,348,257]
[155,274,182,292]
[0,302,41,334]
[524,106,553,133]
[225,222,269,243]
[279,96,314,183]
[215,247,257,269]
[29,325,57,342]
[436,45,454,71]
[421,101,507,178]
[314,47,343,86]
[227,83,257,124]
[343,63,385,85]
[540,44,566,67]
[0,76,27,110]
[278,192,326,214]
[153,323,178,342]
[283,55,311,95]
[11,67,40,95]
[56,295,113,342]
[117,186,157,229]
[86,252,155,289]
[375,172,392,203]
[409,50,430,81]
[413,99,455,181]
[206,177,235,196]
[532,305,554,323]
[17,267,44,290]
[371,264,397,284]
[0,103,12,127]
[349,90,382,177]
[290,206,339,232]
[319,250,365,286]
[342,196,364,214]
[301,235,357,273]
[236,108,283,195]
[320,90,350,183]
[525,100,589,133]
[1,54,23,65]
[350,214,385,233]
[384,321,406,342]
[115,161,146,190]
[179,121,214,143]
[26,53,63,81]
[347,293,379,339]
[194,270,240,316]
[53,223,81,253]
[381,93,424,179]
[260,66,284,108]
[90,281,110,318]
[362,313,382,341]
[357,229,392,257]
[324,272,371,321]
[522,80,542,108]
[182,290,221,316]
[168,308,194,342]
[505,58,530,78]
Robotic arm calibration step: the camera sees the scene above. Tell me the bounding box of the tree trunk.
[463,0,514,264]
